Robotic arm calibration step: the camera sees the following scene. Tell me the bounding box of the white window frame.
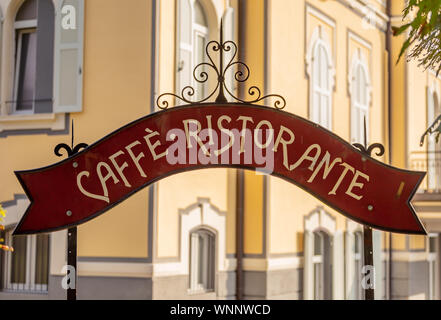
[192,23,209,101]
[312,231,325,300]
[306,26,335,130]
[189,228,215,293]
[0,0,85,133]
[178,198,226,296]
[2,230,48,293]
[304,207,344,300]
[12,26,37,115]
[349,49,372,144]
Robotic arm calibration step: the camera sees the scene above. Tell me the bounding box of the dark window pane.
[16,0,37,21]
[429,236,437,253]
[314,232,322,255]
[35,234,49,285]
[11,236,27,284]
[16,30,37,111]
[355,232,362,254]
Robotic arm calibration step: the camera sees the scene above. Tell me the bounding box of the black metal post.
[67,226,77,300]
[352,118,385,301]
[363,225,375,300]
[53,119,88,301]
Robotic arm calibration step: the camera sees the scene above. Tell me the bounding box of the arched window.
[193,0,208,100]
[350,50,371,144]
[312,43,332,128]
[176,0,209,104]
[304,207,343,300]
[12,0,54,114]
[307,27,334,130]
[189,228,215,292]
[178,198,226,296]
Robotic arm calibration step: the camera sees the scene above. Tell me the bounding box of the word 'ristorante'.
[76,114,369,204]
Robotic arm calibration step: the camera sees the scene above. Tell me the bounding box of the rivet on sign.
[73,162,78,168]
[66,210,72,216]
[362,157,367,162]
[368,205,374,211]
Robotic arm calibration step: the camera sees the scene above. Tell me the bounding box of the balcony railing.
[410,151,441,193]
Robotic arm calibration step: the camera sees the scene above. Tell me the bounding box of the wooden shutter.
[53,0,84,113]
[176,0,192,106]
[35,0,55,114]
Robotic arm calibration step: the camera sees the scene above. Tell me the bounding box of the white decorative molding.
[342,0,389,31]
[305,26,336,91]
[304,206,337,233]
[77,261,153,278]
[346,219,363,233]
[306,4,336,29]
[0,112,66,132]
[178,198,227,275]
[348,48,372,107]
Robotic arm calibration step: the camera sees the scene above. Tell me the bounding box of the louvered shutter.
[53,0,84,113]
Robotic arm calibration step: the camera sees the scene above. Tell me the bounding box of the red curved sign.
[14,104,426,235]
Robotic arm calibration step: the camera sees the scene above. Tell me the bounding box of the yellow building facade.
[0,0,438,300]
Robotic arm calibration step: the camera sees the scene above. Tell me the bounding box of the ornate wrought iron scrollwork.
[54,120,88,158]
[156,21,286,110]
[352,117,385,158]
[54,143,88,157]
[353,143,385,157]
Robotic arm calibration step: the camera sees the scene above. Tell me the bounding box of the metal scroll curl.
[156,23,286,110]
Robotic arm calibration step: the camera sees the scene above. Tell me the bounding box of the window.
[189,229,215,293]
[176,0,210,104]
[353,231,364,300]
[312,231,332,300]
[428,233,439,300]
[193,0,208,100]
[304,208,341,300]
[12,0,54,114]
[0,0,84,133]
[179,199,226,297]
[311,42,332,128]
[1,230,49,292]
[306,26,334,130]
[313,231,324,299]
[350,50,371,144]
